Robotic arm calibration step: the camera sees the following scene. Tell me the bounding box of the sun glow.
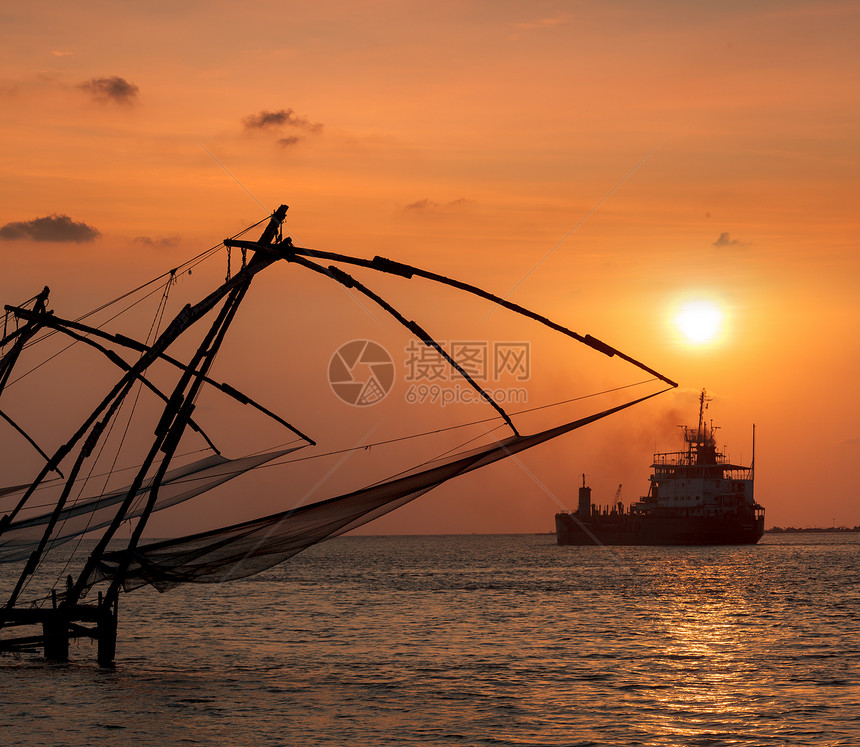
[675,300,723,344]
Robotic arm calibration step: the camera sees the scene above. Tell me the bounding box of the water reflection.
[1,534,857,746]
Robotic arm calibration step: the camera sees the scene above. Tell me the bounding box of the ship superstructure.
[556,390,765,545]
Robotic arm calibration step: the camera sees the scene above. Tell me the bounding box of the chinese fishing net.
[0,448,300,564]
[86,392,663,593]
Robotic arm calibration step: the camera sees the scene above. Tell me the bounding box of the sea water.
[1,533,857,746]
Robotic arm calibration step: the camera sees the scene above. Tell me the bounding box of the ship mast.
[696,388,706,443]
[751,423,756,481]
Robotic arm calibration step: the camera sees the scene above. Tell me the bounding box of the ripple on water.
[1,533,858,746]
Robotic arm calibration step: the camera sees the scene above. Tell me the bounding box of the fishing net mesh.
[0,449,300,564]
[86,397,653,593]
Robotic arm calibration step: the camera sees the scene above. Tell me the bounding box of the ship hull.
[555,512,765,546]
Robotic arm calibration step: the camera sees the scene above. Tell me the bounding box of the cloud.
[51,50,75,58]
[712,232,748,249]
[0,214,100,243]
[277,136,304,148]
[405,198,438,210]
[133,235,180,248]
[243,108,323,133]
[405,198,474,211]
[78,76,139,104]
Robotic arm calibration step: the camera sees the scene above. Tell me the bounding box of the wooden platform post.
[96,593,117,668]
[42,590,69,661]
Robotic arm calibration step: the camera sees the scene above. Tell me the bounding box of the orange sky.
[2,1,859,532]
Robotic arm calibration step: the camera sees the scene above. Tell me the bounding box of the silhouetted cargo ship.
[556,390,765,545]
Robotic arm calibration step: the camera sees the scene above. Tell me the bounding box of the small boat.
[556,390,764,545]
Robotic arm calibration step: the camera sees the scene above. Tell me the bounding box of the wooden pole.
[97,592,117,668]
[42,592,68,661]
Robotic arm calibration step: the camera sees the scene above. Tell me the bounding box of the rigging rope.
[38,275,180,599]
[7,278,174,388]
[13,212,273,360]
[251,378,658,473]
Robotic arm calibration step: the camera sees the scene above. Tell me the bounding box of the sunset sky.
[2,1,858,532]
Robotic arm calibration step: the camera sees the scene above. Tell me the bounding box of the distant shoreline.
[766,526,860,533]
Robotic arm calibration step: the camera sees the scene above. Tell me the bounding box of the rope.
[17,212,272,356]
[252,379,657,472]
[9,380,654,512]
[6,278,173,387]
[6,216,274,388]
[39,276,179,600]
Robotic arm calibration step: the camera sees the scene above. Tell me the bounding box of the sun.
[675,300,722,344]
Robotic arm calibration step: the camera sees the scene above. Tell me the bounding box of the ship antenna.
[751,423,756,480]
